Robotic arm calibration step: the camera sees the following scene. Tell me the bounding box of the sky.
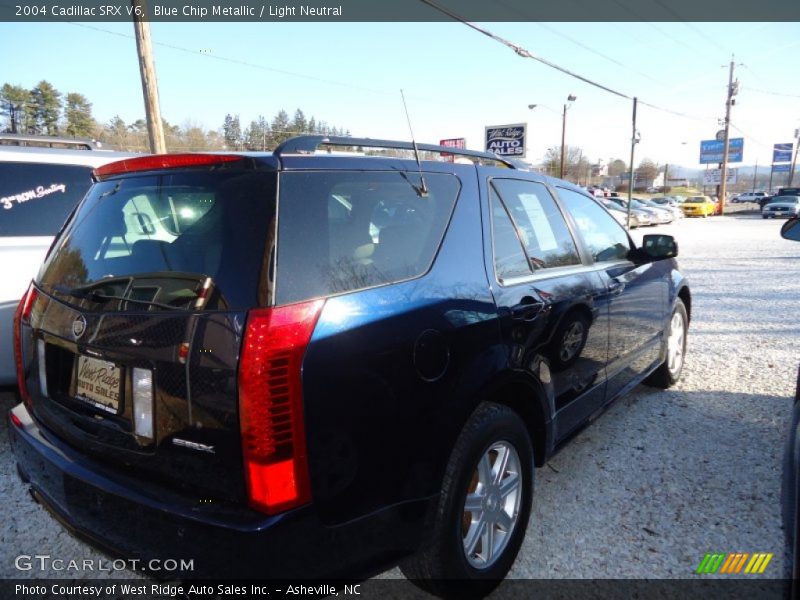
[1,20,799,172]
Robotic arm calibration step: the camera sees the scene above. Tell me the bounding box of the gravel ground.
[1,211,798,586]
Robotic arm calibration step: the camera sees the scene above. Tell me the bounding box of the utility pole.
[663,163,669,193]
[626,97,638,229]
[752,160,758,193]
[790,128,800,187]
[718,56,737,215]
[132,0,166,154]
[559,94,576,179]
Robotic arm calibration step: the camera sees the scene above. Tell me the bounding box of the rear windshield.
[0,161,94,236]
[37,169,276,311]
[276,171,460,305]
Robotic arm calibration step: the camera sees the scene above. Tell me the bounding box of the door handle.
[510,296,545,321]
[608,279,626,296]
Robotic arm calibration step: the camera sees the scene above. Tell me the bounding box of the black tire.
[644,298,688,388]
[400,402,534,599]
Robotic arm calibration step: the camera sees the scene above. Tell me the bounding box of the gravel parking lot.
[1,211,798,585]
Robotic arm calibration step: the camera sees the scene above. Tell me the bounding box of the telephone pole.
[626,97,638,229]
[132,0,166,154]
[790,128,800,187]
[718,56,737,215]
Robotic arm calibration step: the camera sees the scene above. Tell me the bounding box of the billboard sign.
[439,137,466,163]
[699,138,744,164]
[702,168,737,185]
[773,143,793,163]
[485,123,526,158]
[772,163,791,173]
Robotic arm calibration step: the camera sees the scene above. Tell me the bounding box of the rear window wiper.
[86,291,182,311]
[53,285,181,311]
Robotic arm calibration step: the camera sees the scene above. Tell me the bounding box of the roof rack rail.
[272,135,516,168]
[0,133,99,150]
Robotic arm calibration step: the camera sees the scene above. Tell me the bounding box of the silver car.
[0,141,137,384]
[762,196,800,219]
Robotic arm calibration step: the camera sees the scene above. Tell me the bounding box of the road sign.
[699,138,744,164]
[485,124,526,158]
[702,168,737,185]
[773,163,791,173]
[773,143,793,163]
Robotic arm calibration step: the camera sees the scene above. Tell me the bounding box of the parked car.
[650,196,684,218]
[680,196,717,218]
[599,198,640,228]
[636,198,677,223]
[9,136,690,596]
[781,217,800,593]
[605,197,656,227]
[732,191,768,204]
[762,196,800,219]
[0,140,137,385]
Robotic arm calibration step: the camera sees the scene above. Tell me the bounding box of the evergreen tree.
[223,113,242,149]
[291,109,307,135]
[0,84,31,133]
[64,93,94,137]
[29,80,61,135]
[270,110,291,146]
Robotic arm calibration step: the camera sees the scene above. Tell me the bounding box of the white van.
[0,142,138,384]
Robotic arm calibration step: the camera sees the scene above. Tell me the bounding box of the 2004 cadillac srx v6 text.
[9,136,690,597]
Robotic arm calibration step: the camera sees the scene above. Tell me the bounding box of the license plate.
[75,355,122,414]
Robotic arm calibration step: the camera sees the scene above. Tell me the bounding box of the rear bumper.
[8,403,427,580]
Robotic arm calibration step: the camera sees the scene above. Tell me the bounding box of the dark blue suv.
[9,136,690,596]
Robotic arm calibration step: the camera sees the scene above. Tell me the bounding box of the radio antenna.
[400,89,429,197]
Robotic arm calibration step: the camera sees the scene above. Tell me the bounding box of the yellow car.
[681,195,716,217]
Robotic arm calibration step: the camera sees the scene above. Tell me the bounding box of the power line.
[419,0,716,125]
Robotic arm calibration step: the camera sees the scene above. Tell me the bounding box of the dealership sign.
[773,143,793,163]
[702,168,737,185]
[439,137,466,163]
[699,138,744,164]
[485,124,526,158]
[772,163,791,173]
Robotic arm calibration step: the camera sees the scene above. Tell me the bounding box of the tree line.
[0,80,349,152]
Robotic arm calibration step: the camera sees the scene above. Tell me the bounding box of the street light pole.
[559,94,576,179]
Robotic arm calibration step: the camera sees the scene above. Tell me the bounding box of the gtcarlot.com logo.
[15,554,194,573]
[695,552,773,575]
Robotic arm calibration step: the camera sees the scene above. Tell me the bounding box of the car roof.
[0,145,140,168]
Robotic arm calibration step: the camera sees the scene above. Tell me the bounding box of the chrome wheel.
[559,321,585,362]
[462,441,522,569]
[667,310,685,375]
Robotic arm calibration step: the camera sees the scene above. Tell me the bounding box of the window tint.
[0,162,94,236]
[557,188,631,263]
[38,170,276,311]
[490,189,532,281]
[276,171,460,305]
[490,179,580,270]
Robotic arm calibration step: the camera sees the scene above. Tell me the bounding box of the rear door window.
[276,171,460,305]
[0,162,94,236]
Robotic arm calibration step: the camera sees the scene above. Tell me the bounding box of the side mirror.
[642,234,678,260]
[781,217,800,242]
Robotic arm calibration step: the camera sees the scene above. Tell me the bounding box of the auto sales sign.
[485,124,527,158]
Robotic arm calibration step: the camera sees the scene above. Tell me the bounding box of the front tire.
[645,298,688,388]
[401,402,534,598]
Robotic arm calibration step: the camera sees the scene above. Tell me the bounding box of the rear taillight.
[93,153,244,179]
[238,299,324,515]
[14,283,38,408]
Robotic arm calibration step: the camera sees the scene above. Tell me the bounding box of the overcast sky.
[2,21,799,170]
